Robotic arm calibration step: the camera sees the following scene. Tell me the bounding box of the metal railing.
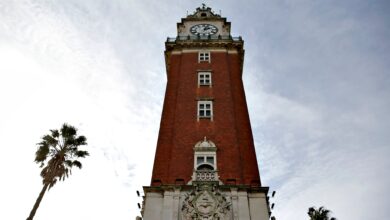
[196,170,218,181]
[167,35,242,42]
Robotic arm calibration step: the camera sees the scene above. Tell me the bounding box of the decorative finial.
[202,3,206,9]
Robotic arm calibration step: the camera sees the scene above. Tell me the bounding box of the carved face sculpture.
[194,191,216,215]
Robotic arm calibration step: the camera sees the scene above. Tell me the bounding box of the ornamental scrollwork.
[181,185,231,220]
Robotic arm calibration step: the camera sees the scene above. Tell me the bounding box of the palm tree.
[308,206,337,220]
[26,124,89,220]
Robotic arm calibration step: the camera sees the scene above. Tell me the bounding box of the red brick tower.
[141,5,270,220]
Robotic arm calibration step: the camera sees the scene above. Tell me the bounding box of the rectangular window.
[206,156,214,164]
[198,100,213,119]
[195,156,215,166]
[197,156,204,165]
[199,51,210,62]
[198,72,212,86]
[194,154,217,171]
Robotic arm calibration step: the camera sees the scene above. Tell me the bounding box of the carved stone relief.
[181,185,231,220]
[178,25,185,34]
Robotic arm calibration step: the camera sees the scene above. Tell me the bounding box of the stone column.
[162,190,174,219]
[143,192,164,220]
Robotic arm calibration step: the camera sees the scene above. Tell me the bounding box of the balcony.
[195,170,218,181]
[166,35,242,43]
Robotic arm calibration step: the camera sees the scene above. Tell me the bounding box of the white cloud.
[242,2,390,216]
[0,1,156,219]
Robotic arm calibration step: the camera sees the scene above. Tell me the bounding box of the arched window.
[196,156,215,170]
[191,137,219,182]
[197,164,213,171]
[193,137,217,171]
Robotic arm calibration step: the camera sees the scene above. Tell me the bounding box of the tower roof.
[186,4,221,20]
[178,4,230,28]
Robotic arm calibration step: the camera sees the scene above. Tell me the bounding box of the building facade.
[141,5,270,220]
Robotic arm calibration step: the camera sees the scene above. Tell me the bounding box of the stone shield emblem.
[181,186,231,220]
[194,190,217,215]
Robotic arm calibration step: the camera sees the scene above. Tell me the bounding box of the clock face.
[190,24,218,36]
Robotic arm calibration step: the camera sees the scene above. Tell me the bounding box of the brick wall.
[151,50,261,186]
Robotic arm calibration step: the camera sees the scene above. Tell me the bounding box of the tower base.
[141,182,270,220]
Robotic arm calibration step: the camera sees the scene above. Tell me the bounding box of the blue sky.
[0,0,389,219]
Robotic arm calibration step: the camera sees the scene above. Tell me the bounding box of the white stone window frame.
[197,100,213,120]
[194,152,217,171]
[198,51,210,63]
[190,138,220,183]
[198,71,212,87]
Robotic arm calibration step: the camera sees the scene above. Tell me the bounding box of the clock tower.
[141,5,270,220]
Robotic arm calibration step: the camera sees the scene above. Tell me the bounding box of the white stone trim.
[197,100,213,121]
[170,48,238,54]
[142,186,270,220]
[162,191,173,219]
[142,192,163,220]
[198,71,212,87]
[231,188,239,220]
[248,192,270,220]
[198,51,211,63]
[238,191,251,219]
[194,154,216,170]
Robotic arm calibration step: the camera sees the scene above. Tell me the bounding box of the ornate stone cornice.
[164,37,245,75]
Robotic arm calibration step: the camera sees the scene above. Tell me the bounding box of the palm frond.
[60,124,77,139]
[35,143,49,163]
[75,136,87,145]
[72,160,82,169]
[64,160,73,167]
[50,129,59,138]
[41,135,58,147]
[308,206,336,220]
[75,150,89,158]
[64,136,76,147]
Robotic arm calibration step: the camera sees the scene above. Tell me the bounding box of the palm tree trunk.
[26,183,49,220]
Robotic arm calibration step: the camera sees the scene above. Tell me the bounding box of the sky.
[0,0,389,219]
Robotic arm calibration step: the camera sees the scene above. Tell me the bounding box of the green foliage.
[34,143,49,167]
[308,206,336,220]
[72,160,82,169]
[34,123,89,189]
